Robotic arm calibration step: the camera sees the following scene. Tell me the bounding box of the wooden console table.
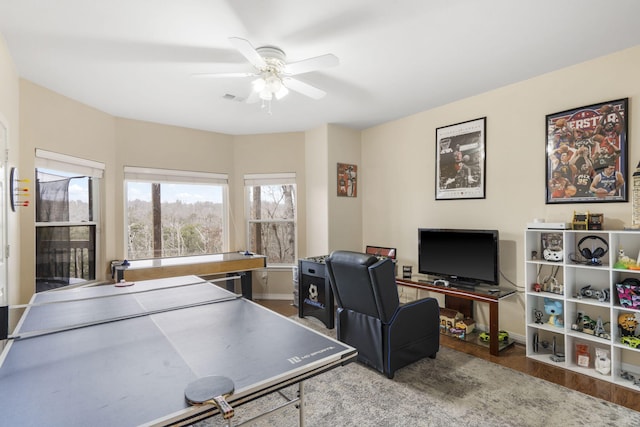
[396,277,516,356]
[116,253,266,300]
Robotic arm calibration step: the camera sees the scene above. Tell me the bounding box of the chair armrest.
[389,297,440,337]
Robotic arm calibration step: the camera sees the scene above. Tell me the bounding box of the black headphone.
[577,235,608,265]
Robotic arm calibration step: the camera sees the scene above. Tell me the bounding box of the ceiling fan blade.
[284,54,339,75]
[191,72,256,78]
[245,90,260,104]
[229,37,266,70]
[283,78,326,99]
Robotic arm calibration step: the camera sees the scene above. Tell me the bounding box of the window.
[245,173,297,266]
[35,150,104,292]
[124,167,228,259]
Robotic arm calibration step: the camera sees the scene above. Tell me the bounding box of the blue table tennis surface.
[0,275,355,426]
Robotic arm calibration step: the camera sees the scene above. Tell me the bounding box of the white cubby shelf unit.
[525,229,640,391]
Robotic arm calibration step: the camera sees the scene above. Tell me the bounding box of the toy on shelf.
[439,309,474,340]
[572,211,604,230]
[479,330,509,342]
[541,232,563,262]
[618,312,639,337]
[577,284,610,302]
[613,248,640,270]
[616,278,640,308]
[572,211,588,230]
[439,307,463,331]
[593,316,610,339]
[620,370,640,387]
[589,213,604,230]
[614,248,637,269]
[537,264,563,294]
[621,336,640,348]
[571,312,584,332]
[533,309,544,324]
[580,315,611,339]
[446,318,476,340]
[570,312,610,339]
[544,298,563,327]
[549,335,565,363]
[576,343,590,367]
[455,318,476,334]
[595,348,611,375]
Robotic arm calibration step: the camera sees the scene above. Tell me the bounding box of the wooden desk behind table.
[120,253,267,300]
[396,277,516,356]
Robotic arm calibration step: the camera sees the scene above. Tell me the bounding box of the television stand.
[445,294,474,320]
[420,278,478,291]
[451,282,477,291]
[397,277,517,356]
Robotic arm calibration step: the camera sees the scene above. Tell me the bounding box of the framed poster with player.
[337,163,357,197]
[545,98,628,204]
[435,117,486,200]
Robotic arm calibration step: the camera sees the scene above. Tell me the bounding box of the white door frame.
[0,115,8,306]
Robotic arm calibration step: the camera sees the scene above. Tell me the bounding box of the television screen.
[418,228,499,286]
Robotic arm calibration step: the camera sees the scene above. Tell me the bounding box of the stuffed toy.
[544,298,563,327]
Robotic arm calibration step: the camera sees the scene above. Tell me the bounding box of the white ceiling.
[1,0,640,136]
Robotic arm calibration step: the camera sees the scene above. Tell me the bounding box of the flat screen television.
[418,228,499,287]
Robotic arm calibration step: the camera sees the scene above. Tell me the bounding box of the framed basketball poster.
[435,117,486,200]
[545,98,628,204]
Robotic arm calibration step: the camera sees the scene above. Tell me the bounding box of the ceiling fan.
[194,37,339,103]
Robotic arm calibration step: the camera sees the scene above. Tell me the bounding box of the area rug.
[195,316,640,426]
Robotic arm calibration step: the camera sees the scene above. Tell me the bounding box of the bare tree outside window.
[126,182,226,259]
[247,183,296,265]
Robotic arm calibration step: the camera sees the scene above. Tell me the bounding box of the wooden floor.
[255,299,640,413]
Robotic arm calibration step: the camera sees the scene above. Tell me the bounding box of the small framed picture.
[337,163,357,197]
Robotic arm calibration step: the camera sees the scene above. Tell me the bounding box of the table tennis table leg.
[227,381,304,426]
[226,271,253,300]
[298,381,305,427]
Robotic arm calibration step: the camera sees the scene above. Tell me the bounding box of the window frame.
[244,173,297,267]
[34,149,104,289]
[123,166,230,260]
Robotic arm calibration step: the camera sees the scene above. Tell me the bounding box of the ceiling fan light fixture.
[259,89,273,101]
[265,75,282,92]
[254,73,288,101]
[200,37,337,107]
[252,77,266,92]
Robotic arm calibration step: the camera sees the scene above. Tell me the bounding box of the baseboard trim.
[253,293,294,301]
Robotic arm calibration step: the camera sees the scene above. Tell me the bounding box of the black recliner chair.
[326,250,440,378]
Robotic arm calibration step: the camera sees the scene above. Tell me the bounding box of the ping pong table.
[0,275,356,426]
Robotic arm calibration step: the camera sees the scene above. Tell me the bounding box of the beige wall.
[232,132,306,251]
[15,81,304,302]
[0,34,20,308]
[327,124,362,252]
[304,125,330,256]
[5,34,640,331]
[232,132,306,298]
[114,118,234,261]
[19,80,117,303]
[361,45,640,337]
